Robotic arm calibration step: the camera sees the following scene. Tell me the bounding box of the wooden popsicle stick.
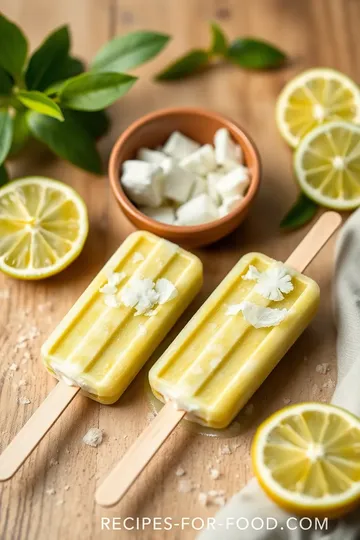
[285,211,342,272]
[96,403,185,507]
[95,211,342,508]
[0,382,79,481]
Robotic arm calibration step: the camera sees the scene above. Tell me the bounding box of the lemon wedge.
[276,68,360,147]
[252,402,360,518]
[294,121,360,210]
[0,177,88,279]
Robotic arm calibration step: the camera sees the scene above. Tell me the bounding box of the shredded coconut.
[46,488,56,495]
[82,428,103,447]
[198,492,209,506]
[175,467,185,477]
[235,301,288,328]
[220,444,232,455]
[18,396,31,405]
[132,252,145,263]
[316,363,330,375]
[9,363,18,371]
[177,479,193,493]
[243,264,293,301]
[209,468,221,479]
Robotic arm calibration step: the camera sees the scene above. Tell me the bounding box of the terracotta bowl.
[109,107,261,247]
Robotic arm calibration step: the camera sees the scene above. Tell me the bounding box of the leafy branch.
[155,21,286,81]
[0,12,170,177]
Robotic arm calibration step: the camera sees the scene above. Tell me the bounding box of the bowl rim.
[108,106,261,234]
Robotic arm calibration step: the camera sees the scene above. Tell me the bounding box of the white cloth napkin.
[198,209,360,540]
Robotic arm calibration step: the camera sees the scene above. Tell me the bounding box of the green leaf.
[0,110,13,165]
[91,31,170,73]
[228,38,286,69]
[0,13,28,78]
[9,109,30,156]
[155,50,209,81]
[0,163,9,186]
[16,90,64,121]
[59,72,136,111]
[66,109,110,139]
[280,193,318,230]
[25,25,70,91]
[27,111,102,174]
[210,22,228,56]
[56,56,84,79]
[0,66,13,96]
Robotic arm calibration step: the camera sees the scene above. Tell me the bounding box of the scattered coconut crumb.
[176,466,185,477]
[18,379,27,387]
[220,444,232,456]
[244,404,254,416]
[56,499,64,506]
[132,252,145,263]
[9,363,18,371]
[323,379,335,389]
[316,363,330,375]
[64,485,70,491]
[147,411,156,422]
[46,488,56,496]
[82,428,103,448]
[209,468,221,480]
[177,479,193,493]
[198,492,209,506]
[283,398,291,405]
[18,396,31,405]
[138,324,147,336]
[214,496,226,506]
[49,458,59,467]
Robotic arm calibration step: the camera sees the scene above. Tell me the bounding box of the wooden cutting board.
[0,0,354,538]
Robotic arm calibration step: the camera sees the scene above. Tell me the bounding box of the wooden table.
[0,0,354,538]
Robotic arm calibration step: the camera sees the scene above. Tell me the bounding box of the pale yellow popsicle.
[42,231,203,404]
[149,252,320,428]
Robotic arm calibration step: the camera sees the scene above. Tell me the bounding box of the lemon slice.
[276,68,360,147]
[252,402,360,518]
[294,121,360,210]
[0,177,88,279]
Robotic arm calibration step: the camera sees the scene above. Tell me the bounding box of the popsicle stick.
[285,211,342,272]
[95,211,342,508]
[96,403,185,507]
[0,382,79,481]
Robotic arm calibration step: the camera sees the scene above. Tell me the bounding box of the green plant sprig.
[155,21,287,81]
[0,13,170,177]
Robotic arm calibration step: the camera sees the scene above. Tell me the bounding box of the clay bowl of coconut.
[109,107,261,248]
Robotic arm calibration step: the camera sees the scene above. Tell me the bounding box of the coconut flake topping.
[226,301,288,328]
[243,264,293,301]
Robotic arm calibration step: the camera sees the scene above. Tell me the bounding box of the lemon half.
[0,177,88,279]
[294,121,360,210]
[252,402,360,518]
[276,68,360,147]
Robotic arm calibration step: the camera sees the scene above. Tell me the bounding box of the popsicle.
[0,231,203,480]
[149,251,320,429]
[95,211,341,507]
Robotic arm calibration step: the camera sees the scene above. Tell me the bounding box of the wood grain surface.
[0,1,356,539]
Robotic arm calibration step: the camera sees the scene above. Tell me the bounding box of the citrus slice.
[276,68,360,147]
[294,121,360,210]
[252,402,360,518]
[0,177,88,279]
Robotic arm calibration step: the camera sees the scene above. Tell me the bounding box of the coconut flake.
[238,301,288,329]
[155,278,178,304]
[82,428,103,447]
[104,294,120,308]
[132,252,145,263]
[243,264,293,301]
